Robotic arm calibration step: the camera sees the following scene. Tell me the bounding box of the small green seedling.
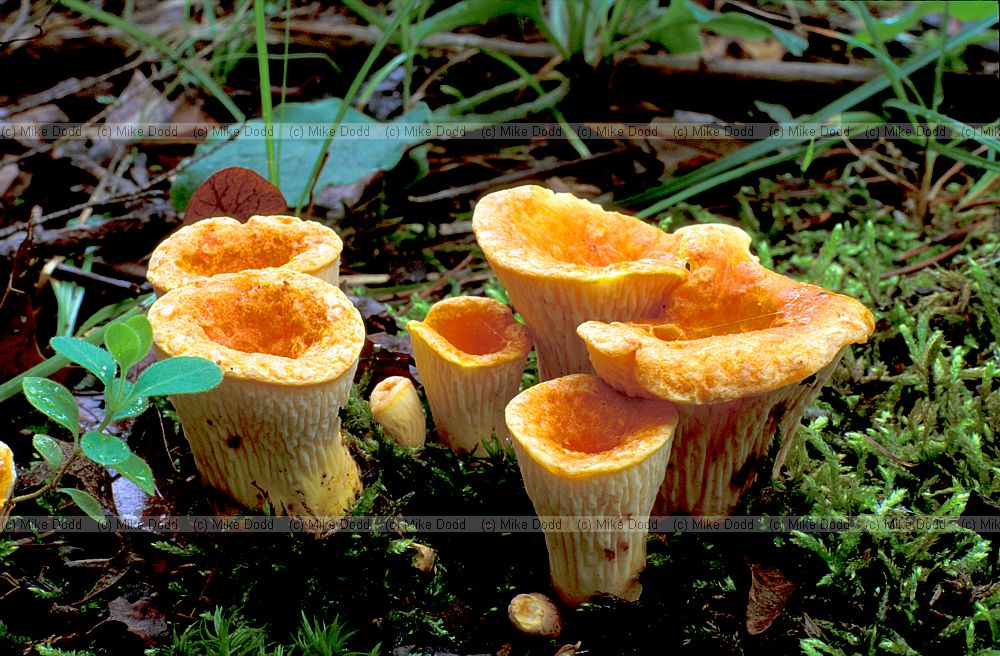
[15,315,222,524]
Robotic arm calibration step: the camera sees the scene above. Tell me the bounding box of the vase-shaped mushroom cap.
[408,296,531,369]
[506,375,677,479]
[148,268,365,516]
[472,185,688,380]
[147,214,343,295]
[577,223,875,516]
[408,296,531,454]
[506,374,677,606]
[578,224,875,404]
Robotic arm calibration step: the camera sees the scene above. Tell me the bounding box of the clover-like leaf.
[50,336,117,387]
[22,377,79,438]
[60,487,107,526]
[104,322,145,373]
[32,434,63,471]
[81,431,131,466]
[112,453,155,495]
[125,315,154,360]
[133,357,223,398]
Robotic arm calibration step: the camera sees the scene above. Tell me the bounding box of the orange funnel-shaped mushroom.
[0,440,15,519]
[147,215,343,296]
[578,224,875,516]
[408,296,531,454]
[506,374,677,607]
[473,185,688,380]
[148,268,365,516]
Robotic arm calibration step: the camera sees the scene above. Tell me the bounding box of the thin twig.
[881,242,966,278]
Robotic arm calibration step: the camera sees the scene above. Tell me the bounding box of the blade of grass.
[627,15,996,217]
[481,49,590,158]
[884,99,1000,153]
[58,0,245,122]
[638,140,833,213]
[356,53,409,110]
[254,0,276,184]
[276,0,292,182]
[294,0,420,213]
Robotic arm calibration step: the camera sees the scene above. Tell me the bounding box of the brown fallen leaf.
[410,542,436,573]
[182,166,288,225]
[0,160,20,197]
[746,559,798,635]
[0,227,42,379]
[106,594,169,643]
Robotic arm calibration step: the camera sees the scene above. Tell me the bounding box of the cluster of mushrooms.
[144,185,874,610]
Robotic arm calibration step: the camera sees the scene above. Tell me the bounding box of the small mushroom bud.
[508,592,562,638]
[369,377,426,448]
[0,440,15,517]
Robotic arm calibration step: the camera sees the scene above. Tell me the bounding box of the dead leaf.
[410,542,436,573]
[0,160,20,197]
[3,104,69,147]
[746,560,797,635]
[0,227,42,379]
[739,38,786,61]
[106,594,169,643]
[92,71,175,160]
[182,166,288,225]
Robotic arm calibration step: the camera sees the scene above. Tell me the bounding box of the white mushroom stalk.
[505,374,678,606]
[147,214,343,296]
[407,296,531,454]
[148,268,365,517]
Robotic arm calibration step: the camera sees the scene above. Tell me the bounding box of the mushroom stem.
[149,269,365,516]
[660,355,841,516]
[168,378,362,516]
[506,374,677,606]
[408,296,531,454]
[369,376,426,448]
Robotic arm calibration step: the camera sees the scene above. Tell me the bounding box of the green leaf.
[702,13,808,56]
[81,431,131,466]
[60,487,107,525]
[170,99,432,211]
[112,453,155,495]
[76,296,148,336]
[653,0,703,54]
[125,315,154,360]
[32,434,63,471]
[107,384,149,424]
[50,336,117,387]
[133,357,223,398]
[22,377,79,438]
[104,322,146,373]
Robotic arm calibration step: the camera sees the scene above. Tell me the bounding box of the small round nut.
[508,592,562,638]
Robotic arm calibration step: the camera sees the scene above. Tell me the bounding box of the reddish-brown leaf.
[182,167,287,225]
[0,231,42,378]
[746,559,798,635]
